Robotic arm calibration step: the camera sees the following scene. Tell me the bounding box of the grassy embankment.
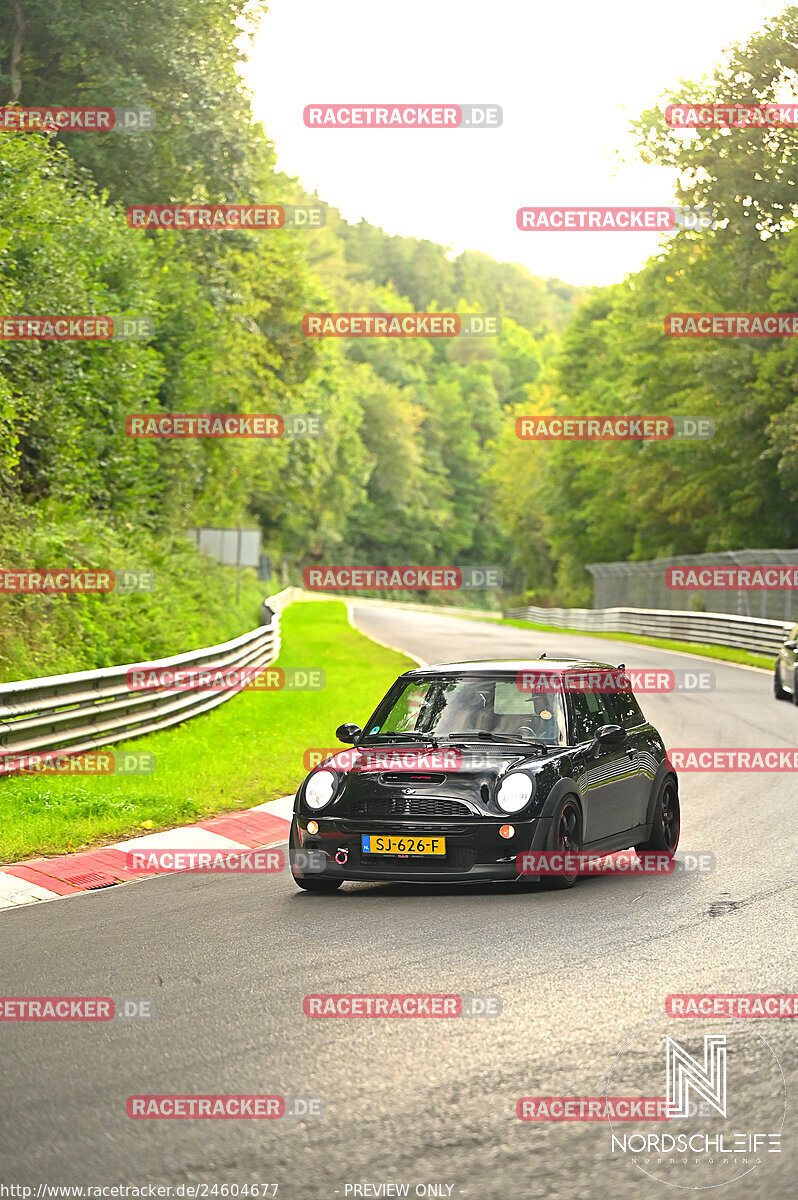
[0,600,413,864]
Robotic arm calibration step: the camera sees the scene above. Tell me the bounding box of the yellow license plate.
[361,835,446,856]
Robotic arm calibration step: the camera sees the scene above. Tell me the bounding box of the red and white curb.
[0,796,294,911]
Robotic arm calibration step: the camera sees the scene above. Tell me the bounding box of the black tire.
[774,663,788,701]
[538,796,583,890]
[635,776,680,855]
[293,875,343,893]
[792,669,798,707]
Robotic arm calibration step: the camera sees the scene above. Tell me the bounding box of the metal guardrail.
[270,589,789,655]
[259,586,503,624]
[505,604,791,657]
[0,602,283,776]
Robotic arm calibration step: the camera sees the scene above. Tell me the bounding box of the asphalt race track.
[1,608,796,1198]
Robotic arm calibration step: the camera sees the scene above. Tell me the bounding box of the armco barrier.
[504,604,791,657]
[271,589,788,654]
[259,586,502,625]
[0,600,284,776]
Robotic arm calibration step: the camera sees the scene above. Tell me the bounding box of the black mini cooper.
[289,659,679,892]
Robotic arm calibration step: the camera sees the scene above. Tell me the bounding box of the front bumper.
[290,813,552,883]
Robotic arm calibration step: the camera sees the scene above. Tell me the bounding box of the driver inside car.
[525,693,559,739]
[486,690,560,741]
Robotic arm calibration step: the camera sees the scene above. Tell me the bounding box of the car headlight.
[496,773,534,814]
[304,769,337,810]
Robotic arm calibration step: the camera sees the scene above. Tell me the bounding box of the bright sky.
[244,0,789,287]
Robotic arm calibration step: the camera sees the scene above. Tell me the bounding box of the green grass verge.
[477,615,774,671]
[0,504,270,683]
[0,600,414,865]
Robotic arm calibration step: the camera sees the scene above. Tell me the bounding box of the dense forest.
[1,0,798,675]
[492,6,798,601]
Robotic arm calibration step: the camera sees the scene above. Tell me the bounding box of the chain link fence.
[587,549,798,622]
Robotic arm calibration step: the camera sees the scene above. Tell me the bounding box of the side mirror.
[784,641,796,650]
[595,723,627,747]
[336,722,362,744]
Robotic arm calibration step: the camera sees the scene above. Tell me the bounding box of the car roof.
[402,658,618,676]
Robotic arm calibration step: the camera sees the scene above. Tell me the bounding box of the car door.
[568,691,641,842]
[605,689,651,829]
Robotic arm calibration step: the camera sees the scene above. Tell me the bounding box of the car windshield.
[364,676,567,746]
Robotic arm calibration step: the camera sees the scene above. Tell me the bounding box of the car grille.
[347,795,473,818]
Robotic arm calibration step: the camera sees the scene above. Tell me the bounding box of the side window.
[606,690,645,729]
[569,691,615,742]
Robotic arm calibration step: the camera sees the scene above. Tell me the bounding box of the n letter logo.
[666,1035,727,1118]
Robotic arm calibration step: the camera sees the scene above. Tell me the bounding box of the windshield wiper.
[439,731,548,754]
[364,731,439,747]
[486,735,549,753]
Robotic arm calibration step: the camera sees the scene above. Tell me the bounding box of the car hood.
[320,740,565,785]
